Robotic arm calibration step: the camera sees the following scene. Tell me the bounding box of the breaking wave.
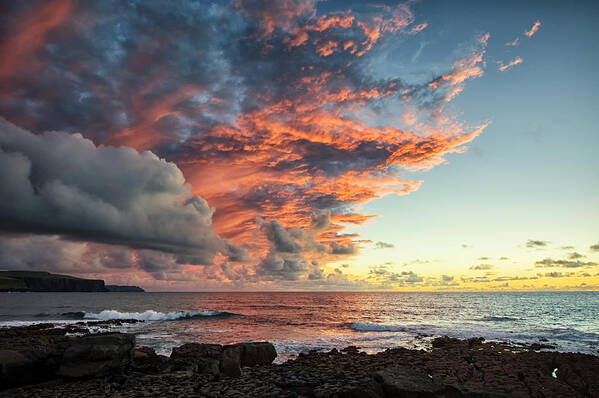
[83,309,236,321]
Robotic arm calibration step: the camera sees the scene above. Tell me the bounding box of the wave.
[83,309,236,321]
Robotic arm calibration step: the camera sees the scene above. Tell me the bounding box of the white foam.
[83,309,228,321]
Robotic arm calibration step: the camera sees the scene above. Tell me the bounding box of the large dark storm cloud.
[0,117,240,264]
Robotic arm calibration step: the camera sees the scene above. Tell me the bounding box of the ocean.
[1,291,597,361]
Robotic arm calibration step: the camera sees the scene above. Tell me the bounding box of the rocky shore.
[1,323,598,397]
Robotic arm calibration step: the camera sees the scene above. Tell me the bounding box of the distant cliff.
[106,285,145,292]
[0,271,107,292]
[0,271,146,292]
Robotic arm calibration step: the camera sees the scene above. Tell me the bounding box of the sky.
[0,0,597,291]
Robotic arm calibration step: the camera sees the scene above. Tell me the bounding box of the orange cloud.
[107,85,203,150]
[317,40,340,57]
[173,72,487,266]
[525,21,541,38]
[0,1,490,282]
[236,0,316,39]
[0,0,75,80]
[498,57,523,72]
[428,33,489,102]
[283,3,422,58]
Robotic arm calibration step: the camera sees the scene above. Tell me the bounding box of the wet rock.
[2,329,598,397]
[227,342,277,367]
[0,335,67,388]
[56,333,135,378]
[0,350,36,388]
[61,311,86,319]
[527,342,557,350]
[220,347,242,377]
[374,365,444,397]
[341,345,360,354]
[131,346,168,374]
[170,342,277,377]
[0,323,66,338]
[170,343,223,375]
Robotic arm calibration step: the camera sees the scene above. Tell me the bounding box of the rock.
[131,346,168,373]
[0,323,67,338]
[57,333,135,378]
[0,334,68,389]
[341,346,360,354]
[528,342,557,350]
[220,347,242,377]
[226,342,277,367]
[431,335,455,348]
[2,330,598,397]
[105,285,145,292]
[170,343,223,375]
[374,365,445,397]
[168,342,276,378]
[61,311,86,319]
[0,350,35,388]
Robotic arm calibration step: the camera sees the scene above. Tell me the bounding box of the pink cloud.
[498,57,523,72]
[525,21,541,38]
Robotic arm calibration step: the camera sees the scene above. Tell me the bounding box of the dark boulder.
[0,332,135,389]
[168,342,277,377]
[227,342,277,367]
[170,343,223,375]
[131,346,168,373]
[0,350,37,388]
[56,333,135,378]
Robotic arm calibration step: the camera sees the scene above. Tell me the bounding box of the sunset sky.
[0,0,597,291]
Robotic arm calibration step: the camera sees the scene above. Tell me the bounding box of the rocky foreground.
[1,323,598,397]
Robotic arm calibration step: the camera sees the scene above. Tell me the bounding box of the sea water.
[1,291,597,362]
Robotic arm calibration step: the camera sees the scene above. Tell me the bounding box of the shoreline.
[1,322,598,397]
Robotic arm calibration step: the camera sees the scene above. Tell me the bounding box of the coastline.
[1,322,598,397]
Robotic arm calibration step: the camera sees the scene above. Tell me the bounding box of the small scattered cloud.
[567,252,586,260]
[375,241,395,249]
[590,243,599,252]
[560,246,575,250]
[525,21,542,38]
[493,276,536,282]
[505,37,520,47]
[498,57,523,72]
[461,244,471,249]
[499,257,509,261]
[478,256,490,260]
[470,264,494,270]
[543,272,571,278]
[526,239,549,248]
[367,265,427,285]
[330,241,357,255]
[535,257,597,268]
[401,259,430,267]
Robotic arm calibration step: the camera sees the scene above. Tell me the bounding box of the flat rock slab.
[374,365,444,397]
